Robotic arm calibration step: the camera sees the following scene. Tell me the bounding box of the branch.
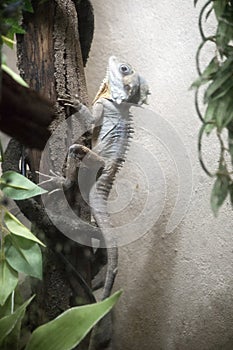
[0,72,55,150]
[2,139,102,242]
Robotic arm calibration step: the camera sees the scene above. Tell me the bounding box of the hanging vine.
[192,0,233,215]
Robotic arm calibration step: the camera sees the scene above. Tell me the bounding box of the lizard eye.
[119,64,131,74]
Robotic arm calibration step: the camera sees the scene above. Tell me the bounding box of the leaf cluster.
[0,0,33,47]
[0,170,120,349]
[0,171,46,305]
[0,170,44,348]
[192,0,233,215]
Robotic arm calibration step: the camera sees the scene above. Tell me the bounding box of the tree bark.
[13,1,95,348]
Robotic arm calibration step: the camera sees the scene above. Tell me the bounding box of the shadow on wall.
[180,290,233,350]
[113,216,180,350]
[114,216,233,350]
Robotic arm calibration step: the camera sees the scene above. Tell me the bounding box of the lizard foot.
[58,96,83,111]
[36,170,65,195]
[68,144,105,169]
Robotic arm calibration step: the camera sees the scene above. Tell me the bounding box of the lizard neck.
[92,82,111,104]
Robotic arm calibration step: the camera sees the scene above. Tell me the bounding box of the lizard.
[64,56,150,350]
[90,55,149,300]
[39,55,149,349]
[65,55,149,301]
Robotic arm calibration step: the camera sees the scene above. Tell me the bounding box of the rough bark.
[4,2,97,348]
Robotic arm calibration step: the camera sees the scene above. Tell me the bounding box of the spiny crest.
[92,64,111,104]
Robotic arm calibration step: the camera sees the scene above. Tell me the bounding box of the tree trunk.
[15,1,94,348]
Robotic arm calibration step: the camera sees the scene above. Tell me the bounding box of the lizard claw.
[36,170,65,195]
[58,96,82,111]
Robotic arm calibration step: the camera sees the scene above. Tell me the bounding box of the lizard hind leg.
[67,144,105,169]
[66,143,105,189]
[65,143,106,213]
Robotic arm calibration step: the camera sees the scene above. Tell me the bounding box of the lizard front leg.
[58,97,95,132]
[38,144,105,195]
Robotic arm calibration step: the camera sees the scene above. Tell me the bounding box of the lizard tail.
[101,246,118,300]
[90,114,134,300]
[89,170,118,300]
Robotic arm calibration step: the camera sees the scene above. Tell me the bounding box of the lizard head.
[93,56,150,105]
[108,56,150,105]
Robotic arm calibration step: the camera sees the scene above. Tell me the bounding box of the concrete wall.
[85,1,233,349]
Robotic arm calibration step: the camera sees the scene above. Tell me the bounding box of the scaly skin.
[90,56,149,300]
[90,98,133,300]
[87,56,149,350]
[65,56,149,302]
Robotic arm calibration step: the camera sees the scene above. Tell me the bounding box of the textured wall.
[85,1,233,350]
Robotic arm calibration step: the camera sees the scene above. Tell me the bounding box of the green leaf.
[4,211,45,247]
[0,260,18,306]
[216,7,233,50]
[2,64,28,87]
[204,123,215,135]
[222,100,233,128]
[210,76,233,102]
[0,288,23,319]
[5,235,42,279]
[213,0,228,19]
[0,296,34,345]
[212,90,233,130]
[204,87,233,132]
[0,171,47,199]
[204,56,233,99]
[4,20,26,35]
[2,301,24,350]
[229,183,233,208]
[190,58,219,89]
[204,70,232,102]
[0,295,12,319]
[228,129,233,166]
[25,291,122,350]
[1,35,15,47]
[23,0,34,13]
[2,318,21,350]
[211,171,229,216]
[223,45,233,57]
[0,0,33,47]
[4,21,25,46]
[204,100,217,132]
